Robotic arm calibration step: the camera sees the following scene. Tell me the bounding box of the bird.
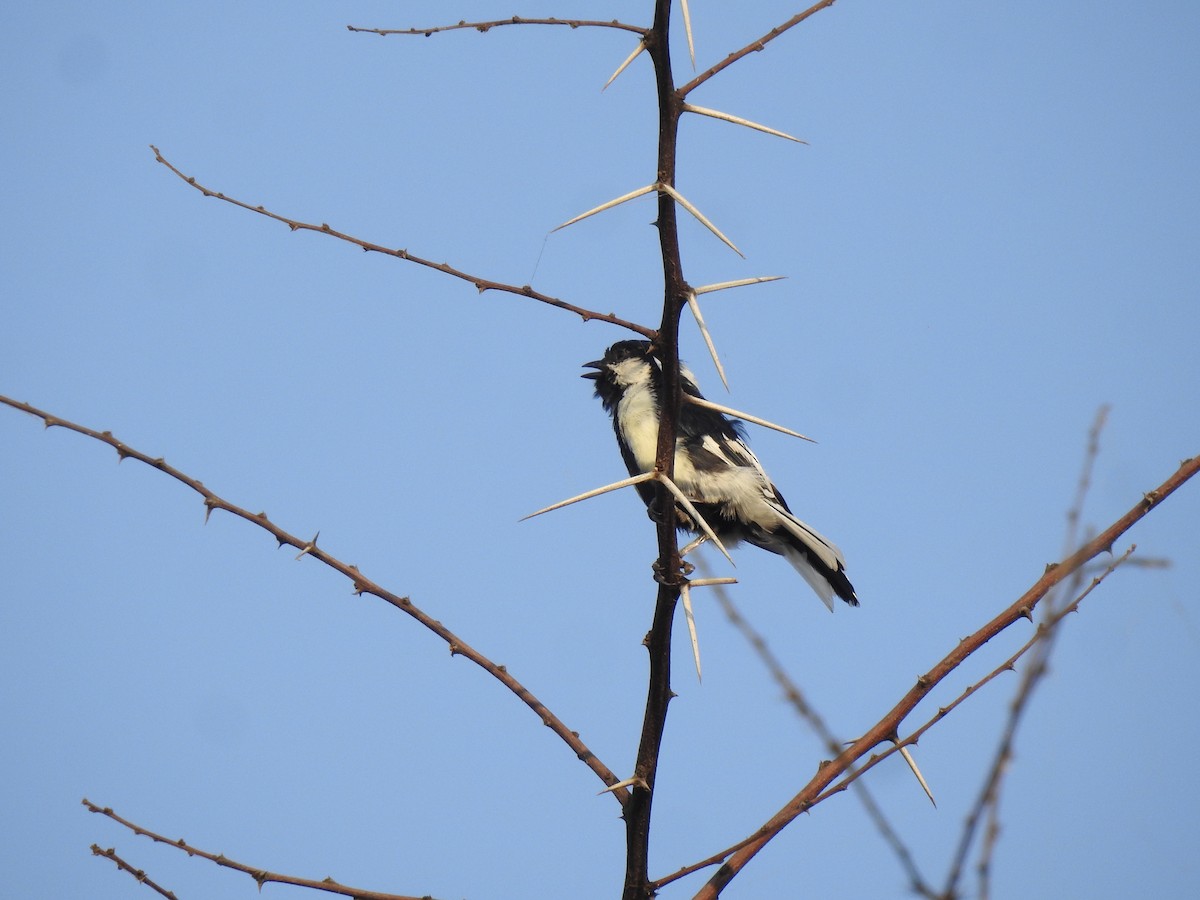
[582,339,858,610]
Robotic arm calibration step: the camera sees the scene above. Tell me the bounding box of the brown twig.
[347,18,648,38]
[90,844,178,899]
[678,1,839,98]
[816,547,1136,804]
[85,800,434,900]
[662,573,937,897]
[668,546,1137,894]
[690,450,1198,897]
[1,395,626,802]
[148,146,656,340]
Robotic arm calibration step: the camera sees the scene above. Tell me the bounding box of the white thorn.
[898,745,937,808]
[681,582,702,682]
[659,184,744,257]
[521,472,656,521]
[679,534,708,557]
[683,103,807,144]
[552,184,655,232]
[655,472,734,565]
[687,292,729,391]
[688,577,737,587]
[680,0,696,69]
[598,775,644,795]
[684,395,817,443]
[602,40,645,91]
[693,275,786,295]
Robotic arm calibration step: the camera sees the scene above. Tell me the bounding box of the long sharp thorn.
[679,534,708,557]
[659,184,744,257]
[684,395,817,443]
[521,472,656,521]
[683,103,808,144]
[552,184,655,232]
[687,293,729,391]
[602,40,645,91]
[694,275,786,295]
[681,583,702,682]
[680,0,696,69]
[898,745,937,808]
[655,472,734,565]
[598,776,644,795]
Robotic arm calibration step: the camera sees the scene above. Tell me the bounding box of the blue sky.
[2,2,1198,897]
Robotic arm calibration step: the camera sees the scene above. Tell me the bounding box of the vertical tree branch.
[623,2,688,898]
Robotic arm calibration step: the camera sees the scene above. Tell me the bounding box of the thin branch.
[84,801,434,900]
[149,146,655,340]
[1,396,626,803]
[679,0,839,98]
[89,845,178,899]
[815,547,1137,807]
[347,18,648,38]
[691,449,1199,896]
[666,547,1138,894]
[651,571,935,896]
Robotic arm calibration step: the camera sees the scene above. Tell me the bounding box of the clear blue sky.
[3,2,1198,898]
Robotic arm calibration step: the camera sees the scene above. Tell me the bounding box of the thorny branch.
[679,0,839,97]
[652,546,1137,894]
[149,146,655,340]
[84,800,434,900]
[347,17,648,37]
[0,395,626,804]
[90,844,178,900]
[691,452,1199,897]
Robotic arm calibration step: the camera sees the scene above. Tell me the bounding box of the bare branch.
[691,447,1199,895]
[149,146,655,339]
[89,844,178,899]
[2,396,626,802]
[679,1,840,98]
[85,800,434,900]
[347,17,648,38]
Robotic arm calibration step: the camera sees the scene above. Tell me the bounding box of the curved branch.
[694,455,1200,897]
[2,396,626,803]
[149,146,656,339]
[85,800,433,900]
[347,17,648,38]
[678,0,839,98]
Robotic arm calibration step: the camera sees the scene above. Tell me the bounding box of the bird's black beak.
[581,360,604,380]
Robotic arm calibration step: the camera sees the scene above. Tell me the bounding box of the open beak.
[581,360,604,380]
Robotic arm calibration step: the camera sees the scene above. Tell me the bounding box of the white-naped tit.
[582,340,858,610]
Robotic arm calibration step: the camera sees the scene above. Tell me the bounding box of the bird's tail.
[765,502,859,610]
